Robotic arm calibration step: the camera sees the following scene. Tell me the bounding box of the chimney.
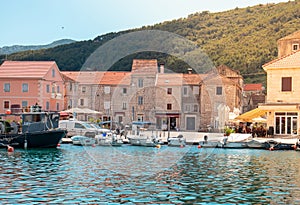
[187,68,193,74]
[159,63,165,73]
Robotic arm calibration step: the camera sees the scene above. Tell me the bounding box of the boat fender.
[269,147,274,151]
[7,145,14,152]
[156,144,161,149]
[197,145,201,149]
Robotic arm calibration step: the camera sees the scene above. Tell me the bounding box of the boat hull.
[0,129,66,148]
[168,137,186,147]
[128,138,158,147]
[71,135,96,146]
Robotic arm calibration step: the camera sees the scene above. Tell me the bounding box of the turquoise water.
[1,144,300,204]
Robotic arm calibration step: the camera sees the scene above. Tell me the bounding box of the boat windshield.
[82,122,93,129]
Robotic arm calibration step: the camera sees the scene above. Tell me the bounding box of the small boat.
[0,105,66,149]
[71,135,96,146]
[247,138,267,149]
[198,133,224,148]
[95,132,123,146]
[265,138,297,150]
[168,134,186,147]
[126,121,161,147]
[218,133,252,148]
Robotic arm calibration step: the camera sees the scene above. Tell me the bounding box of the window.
[104,86,110,94]
[46,101,50,110]
[22,83,28,92]
[194,104,198,112]
[46,85,50,93]
[293,44,299,51]
[69,99,73,108]
[75,123,85,129]
[185,104,190,112]
[138,79,143,88]
[183,86,188,96]
[282,77,292,92]
[275,112,298,135]
[52,69,55,77]
[4,83,10,92]
[57,86,60,93]
[122,102,127,110]
[4,101,10,109]
[122,88,127,94]
[69,83,73,91]
[56,103,59,111]
[216,86,223,95]
[167,88,172,95]
[104,101,110,109]
[193,86,199,95]
[138,96,143,105]
[82,86,86,93]
[167,103,172,110]
[80,99,84,106]
[22,101,28,108]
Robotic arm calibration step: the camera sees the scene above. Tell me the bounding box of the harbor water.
[1,144,300,204]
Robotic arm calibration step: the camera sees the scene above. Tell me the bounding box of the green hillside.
[2,1,300,84]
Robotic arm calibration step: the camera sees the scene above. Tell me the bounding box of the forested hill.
[2,1,300,84]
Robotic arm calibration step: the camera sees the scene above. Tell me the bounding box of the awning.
[234,108,266,122]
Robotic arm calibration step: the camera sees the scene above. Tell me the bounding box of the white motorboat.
[168,134,186,147]
[126,121,161,147]
[71,135,96,146]
[218,133,252,148]
[95,132,123,146]
[198,133,224,148]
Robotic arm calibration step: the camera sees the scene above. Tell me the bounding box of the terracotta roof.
[99,72,131,85]
[156,74,183,86]
[263,49,300,69]
[244,84,263,91]
[0,61,57,78]
[131,59,158,74]
[61,71,105,84]
[182,74,205,85]
[278,30,300,41]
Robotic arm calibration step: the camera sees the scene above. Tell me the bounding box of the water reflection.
[1,145,300,204]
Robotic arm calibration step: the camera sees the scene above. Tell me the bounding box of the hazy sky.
[0,0,288,47]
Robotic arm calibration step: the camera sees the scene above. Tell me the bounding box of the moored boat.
[218,133,252,148]
[247,138,267,149]
[71,135,96,146]
[126,121,161,147]
[265,138,297,150]
[95,132,123,146]
[167,134,186,147]
[0,105,66,149]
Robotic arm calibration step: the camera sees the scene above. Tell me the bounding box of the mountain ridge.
[0,39,76,55]
[2,1,300,84]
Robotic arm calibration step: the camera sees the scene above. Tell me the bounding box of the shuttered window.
[282,77,292,92]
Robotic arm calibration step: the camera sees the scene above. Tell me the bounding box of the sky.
[0,0,289,47]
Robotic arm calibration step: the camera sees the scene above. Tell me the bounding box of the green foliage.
[4,1,300,85]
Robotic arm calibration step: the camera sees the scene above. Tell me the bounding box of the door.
[186,117,195,131]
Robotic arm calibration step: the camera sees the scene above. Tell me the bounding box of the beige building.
[259,30,300,136]
[60,59,243,131]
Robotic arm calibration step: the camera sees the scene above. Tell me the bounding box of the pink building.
[0,61,64,113]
